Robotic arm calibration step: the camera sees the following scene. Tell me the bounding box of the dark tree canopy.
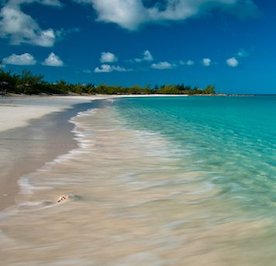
[0,69,216,96]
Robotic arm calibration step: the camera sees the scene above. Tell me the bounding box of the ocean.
[1,95,276,265]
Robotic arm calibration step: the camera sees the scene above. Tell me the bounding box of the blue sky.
[0,0,275,94]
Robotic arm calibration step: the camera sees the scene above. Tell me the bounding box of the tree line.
[0,69,215,96]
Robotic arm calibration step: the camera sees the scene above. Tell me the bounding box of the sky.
[0,0,276,94]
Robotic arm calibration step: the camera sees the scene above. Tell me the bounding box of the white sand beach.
[0,95,112,210]
[0,96,112,132]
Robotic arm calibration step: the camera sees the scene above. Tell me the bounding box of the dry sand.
[0,95,111,132]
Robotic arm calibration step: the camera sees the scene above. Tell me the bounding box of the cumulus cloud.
[94,64,130,73]
[100,52,118,63]
[88,0,146,30]
[135,50,153,62]
[75,0,258,30]
[0,0,58,46]
[2,53,36,65]
[43,52,64,66]
[143,50,153,61]
[180,59,195,66]
[151,61,173,70]
[202,58,211,66]
[226,57,239,67]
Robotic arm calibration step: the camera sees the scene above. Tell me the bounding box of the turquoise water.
[114,96,276,217]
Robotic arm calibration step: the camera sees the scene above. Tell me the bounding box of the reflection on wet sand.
[0,106,275,265]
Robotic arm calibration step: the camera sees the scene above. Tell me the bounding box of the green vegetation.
[0,69,216,96]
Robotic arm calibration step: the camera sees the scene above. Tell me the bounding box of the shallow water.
[0,96,276,265]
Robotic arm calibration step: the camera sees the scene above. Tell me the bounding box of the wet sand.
[0,96,111,210]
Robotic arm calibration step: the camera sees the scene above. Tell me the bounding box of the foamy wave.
[39,147,91,173]
[33,108,99,173]
[69,108,98,122]
[16,108,99,196]
[18,175,53,194]
[18,175,36,194]
[17,200,53,210]
[70,108,98,148]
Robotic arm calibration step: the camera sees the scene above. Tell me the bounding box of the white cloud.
[135,50,153,62]
[226,57,239,67]
[100,52,118,63]
[89,0,146,30]
[187,60,195,66]
[95,64,112,73]
[237,49,249,57]
[180,59,195,66]
[0,1,58,46]
[76,0,258,30]
[43,52,64,66]
[39,0,62,6]
[94,64,130,73]
[143,50,153,61]
[151,61,173,70]
[2,53,36,65]
[202,58,211,66]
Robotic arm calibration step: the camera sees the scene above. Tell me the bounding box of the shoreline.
[0,95,115,132]
[0,95,113,211]
[0,95,275,265]
[0,93,270,211]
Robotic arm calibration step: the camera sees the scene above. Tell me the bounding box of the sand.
[0,95,112,210]
[0,95,112,132]
[1,103,273,266]
[0,94,185,211]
